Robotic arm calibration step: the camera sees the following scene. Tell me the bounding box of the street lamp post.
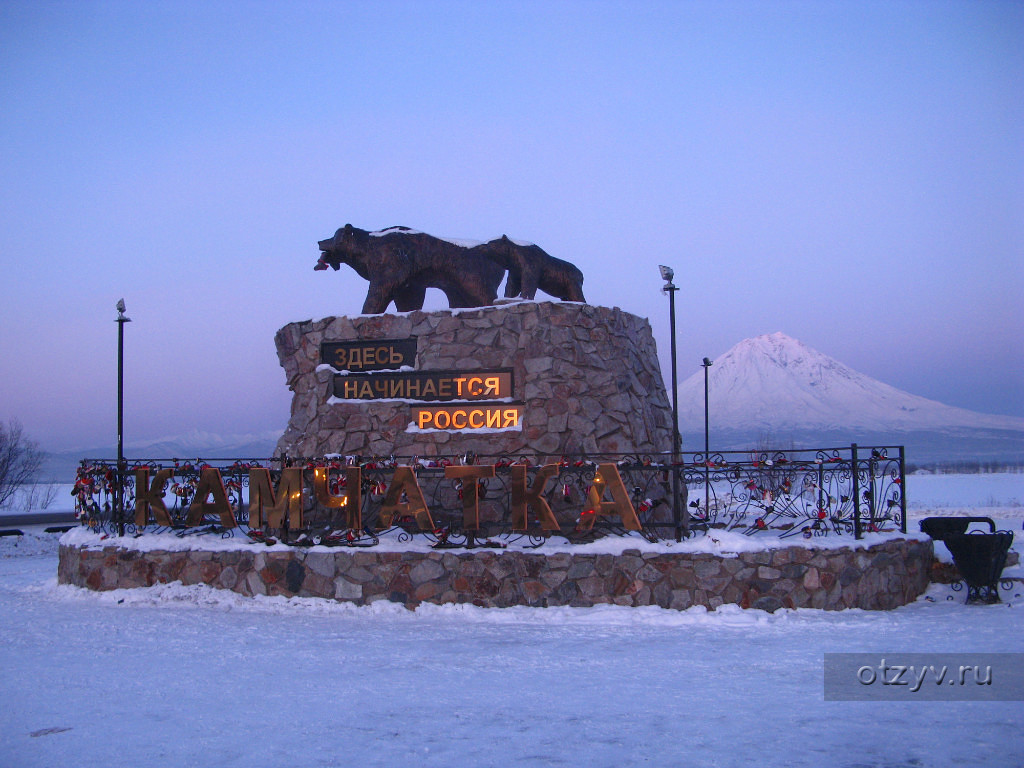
[702,357,713,517]
[659,266,684,540]
[115,299,131,537]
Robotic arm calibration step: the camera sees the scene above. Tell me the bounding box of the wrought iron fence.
[72,445,905,547]
[684,445,906,539]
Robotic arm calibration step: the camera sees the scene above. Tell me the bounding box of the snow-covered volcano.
[676,332,1024,461]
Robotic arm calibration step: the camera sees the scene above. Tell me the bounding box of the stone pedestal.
[274,302,673,459]
[58,536,936,612]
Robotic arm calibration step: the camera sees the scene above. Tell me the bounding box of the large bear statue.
[315,224,587,313]
[315,225,505,314]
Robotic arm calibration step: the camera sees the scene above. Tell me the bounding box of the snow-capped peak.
[676,332,1024,435]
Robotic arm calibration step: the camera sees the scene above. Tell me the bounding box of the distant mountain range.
[40,430,283,480]
[676,332,1024,464]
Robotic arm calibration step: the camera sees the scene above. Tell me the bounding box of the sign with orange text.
[411,403,524,431]
[333,369,513,402]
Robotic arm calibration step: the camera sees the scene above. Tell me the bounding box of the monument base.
[58,533,933,612]
[274,302,673,459]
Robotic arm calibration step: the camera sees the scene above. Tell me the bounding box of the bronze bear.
[315,225,505,314]
[482,235,586,303]
[315,224,586,314]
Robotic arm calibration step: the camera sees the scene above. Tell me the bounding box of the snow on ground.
[1,474,1022,767]
[906,471,1023,515]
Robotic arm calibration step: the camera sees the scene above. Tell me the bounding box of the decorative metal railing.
[685,445,907,539]
[72,445,905,547]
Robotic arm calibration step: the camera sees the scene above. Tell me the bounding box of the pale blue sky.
[1,0,1021,451]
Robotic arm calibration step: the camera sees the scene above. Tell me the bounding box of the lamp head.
[702,357,713,367]
[658,265,674,282]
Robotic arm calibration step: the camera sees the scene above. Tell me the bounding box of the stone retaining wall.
[59,536,933,612]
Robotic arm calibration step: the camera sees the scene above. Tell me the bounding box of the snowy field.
[905,471,1023,512]
[1,473,1022,767]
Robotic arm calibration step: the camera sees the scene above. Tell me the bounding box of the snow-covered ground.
[906,471,1023,512]
[1,474,1022,767]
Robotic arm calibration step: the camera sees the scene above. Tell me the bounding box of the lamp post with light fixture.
[115,299,130,537]
[702,356,713,518]
[659,265,685,539]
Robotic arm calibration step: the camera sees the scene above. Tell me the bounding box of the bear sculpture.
[482,235,586,302]
[315,224,586,313]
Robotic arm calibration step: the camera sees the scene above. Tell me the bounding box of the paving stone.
[334,577,362,600]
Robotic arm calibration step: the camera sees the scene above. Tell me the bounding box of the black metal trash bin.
[919,517,1014,604]
[941,532,1014,604]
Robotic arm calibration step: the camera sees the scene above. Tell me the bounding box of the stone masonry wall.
[59,537,934,612]
[274,302,673,459]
